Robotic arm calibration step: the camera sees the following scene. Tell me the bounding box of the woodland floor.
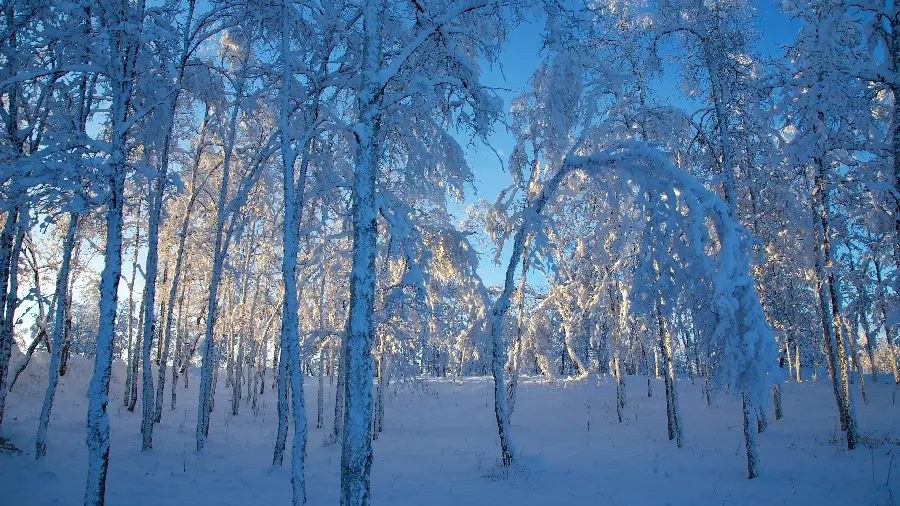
[1,349,899,506]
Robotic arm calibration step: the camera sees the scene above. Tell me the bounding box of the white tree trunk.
[0,206,22,428]
[124,211,141,409]
[333,339,345,443]
[85,110,129,506]
[272,5,309,503]
[196,47,248,451]
[36,214,77,457]
[317,235,328,429]
[140,172,165,449]
[341,4,384,505]
[811,159,857,449]
[171,279,187,411]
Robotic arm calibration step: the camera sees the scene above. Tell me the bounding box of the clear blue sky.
[460,0,798,287]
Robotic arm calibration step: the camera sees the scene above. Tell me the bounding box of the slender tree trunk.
[160,123,208,419]
[341,5,384,503]
[274,318,289,458]
[273,7,311,504]
[704,358,712,406]
[140,157,167,450]
[654,341,660,379]
[823,209,857,447]
[0,209,24,427]
[317,349,325,429]
[196,47,250,451]
[209,340,218,413]
[506,241,528,418]
[811,161,855,449]
[785,336,794,382]
[85,25,134,495]
[891,80,900,307]
[196,179,230,449]
[643,337,652,397]
[773,383,783,420]
[857,275,879,384]
[657,304,682,447]
[484,162,574,469]
[128,296,144,413]
[226,327,234,389]
[333,338,344,443]
[171,279,186,411]
[254,308,275,413]
[845,313,868,404]
[36,214,77,457]
[152,294,170,422]
[611,282,627,422]
[373,354,384,438]
[85,174,126,505]
[489,300,515,466]
[59,269,75,377]
[124,205,142,409]
[232,330,244,416]
[317,227,328,428]
[742,394,759,479]
[660,332,674,441]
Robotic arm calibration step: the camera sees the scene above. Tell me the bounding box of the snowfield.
[1,350,898,506]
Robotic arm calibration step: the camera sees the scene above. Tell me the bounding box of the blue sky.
[460,0,799,287]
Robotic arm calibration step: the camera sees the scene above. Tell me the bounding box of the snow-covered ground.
[1,350,898,505]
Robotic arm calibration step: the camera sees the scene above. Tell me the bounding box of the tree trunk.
[317,349,325,429]
[811,160,856,449]
[140,155,167,450]
[274,321,289,459]
[273,7,311,504]
[85,42,132,498]
[59,270,75,377]
[0,209,24,427]
[36,214,77,457]
[333,338,345,443]
[742,394,759,479]
[611,282,627,422]
[128,296,144,413]
[171,279,186,411]
[506,241,529,418]
[373,355,385,438]
[773,383,783,420]
[232,331,244,416]
[317,229,328,429]
[657,304,682,447]
[124,205,142,409]
[341,105,380,506]
[845,313,868,404]
[196,46,249,451]
[340,5,384,504]
[564,314,587,377]
[756,406,767,433]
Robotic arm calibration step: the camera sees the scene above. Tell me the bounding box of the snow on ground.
[1,350,898,505]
